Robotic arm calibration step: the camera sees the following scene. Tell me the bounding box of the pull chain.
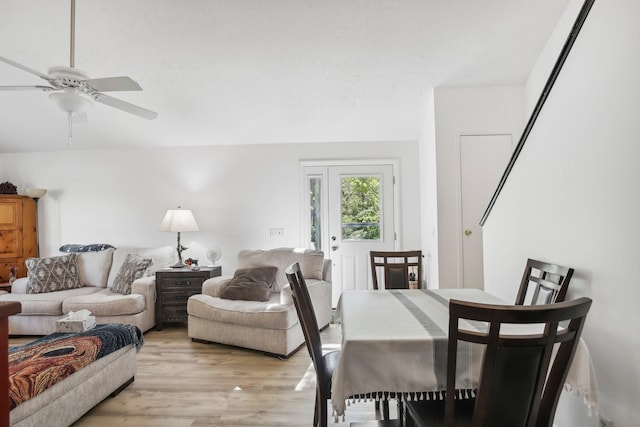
[67,112,73,146]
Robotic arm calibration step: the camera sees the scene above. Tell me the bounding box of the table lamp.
[160,207,199,268]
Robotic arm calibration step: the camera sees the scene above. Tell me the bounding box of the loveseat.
[187,248,332,357]
[0,246,174,335]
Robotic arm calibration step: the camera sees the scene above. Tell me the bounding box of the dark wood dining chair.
[515,258,575,306]
[286,262,340,427]
[369,250,422,419]
[404,296,592,427]
[370,250,423,290]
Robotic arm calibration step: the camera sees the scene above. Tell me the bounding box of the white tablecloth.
[331,289,598,417]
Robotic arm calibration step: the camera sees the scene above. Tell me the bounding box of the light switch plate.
[270,228,284,237]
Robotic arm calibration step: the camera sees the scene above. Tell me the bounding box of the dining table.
[330,288,599,418]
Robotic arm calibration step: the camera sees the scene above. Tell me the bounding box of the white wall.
[0,140,421,274]
[433,85,524,288]
[524,0,587,115]
[418,88,438,288]
[483,1,640,426]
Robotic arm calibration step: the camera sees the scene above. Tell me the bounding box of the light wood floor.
[10,324,396,426]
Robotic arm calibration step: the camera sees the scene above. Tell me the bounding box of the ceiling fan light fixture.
[0,0,157,125]
[49,89,93,113]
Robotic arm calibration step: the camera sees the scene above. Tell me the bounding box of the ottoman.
[9,324,142,427]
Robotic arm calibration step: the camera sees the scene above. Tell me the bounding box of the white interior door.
[460,134,514,289]
[328,164,395,306]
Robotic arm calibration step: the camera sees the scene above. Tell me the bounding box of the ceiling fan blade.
[0,56,54,82]
[0,85,56,91]
[83,76,142,92]
[93,93,158,120]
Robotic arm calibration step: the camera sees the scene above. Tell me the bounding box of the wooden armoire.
[0,195,37,282]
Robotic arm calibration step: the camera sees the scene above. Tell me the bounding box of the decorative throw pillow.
[112,254,153,295]
[77,248,115,288]
[219,266,278,302]
[26,253,82,294]
[106,247,174,288]
[237,248,325,290]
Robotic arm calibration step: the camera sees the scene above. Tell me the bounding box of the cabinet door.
[0,199,22,259]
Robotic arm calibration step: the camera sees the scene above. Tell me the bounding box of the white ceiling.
[0,0,569,153]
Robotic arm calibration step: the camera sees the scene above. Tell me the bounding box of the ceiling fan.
[0,0,157,142]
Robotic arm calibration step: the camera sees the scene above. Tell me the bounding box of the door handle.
[331,245,338,251]
[464,229,472,236]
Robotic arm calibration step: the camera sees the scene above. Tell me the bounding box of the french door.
[302,161,396,306]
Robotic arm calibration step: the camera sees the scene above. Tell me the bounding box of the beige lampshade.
[160,208,199,232]
[25,188,47,198]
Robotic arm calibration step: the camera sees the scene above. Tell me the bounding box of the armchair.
[187,248,332,358]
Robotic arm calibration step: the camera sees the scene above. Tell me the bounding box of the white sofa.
[0,246,174,335]
[187,248,332,357]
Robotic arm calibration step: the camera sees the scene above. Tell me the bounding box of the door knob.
[464,229,472,236]
[331,245,338,251]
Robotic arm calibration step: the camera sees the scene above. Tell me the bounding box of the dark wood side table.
[155,266,221,330]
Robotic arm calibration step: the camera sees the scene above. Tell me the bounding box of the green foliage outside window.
[309,177,322,250]
[341,176,380,240]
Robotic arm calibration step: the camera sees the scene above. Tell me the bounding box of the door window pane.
[341,176,380,240]
[309,177,322,250]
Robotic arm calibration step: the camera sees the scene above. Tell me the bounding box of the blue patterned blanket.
[9,324,143,410]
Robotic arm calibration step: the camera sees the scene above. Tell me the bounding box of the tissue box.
[56,315,96,333]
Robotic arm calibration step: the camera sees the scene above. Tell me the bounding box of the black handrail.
[479,0,596,226]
